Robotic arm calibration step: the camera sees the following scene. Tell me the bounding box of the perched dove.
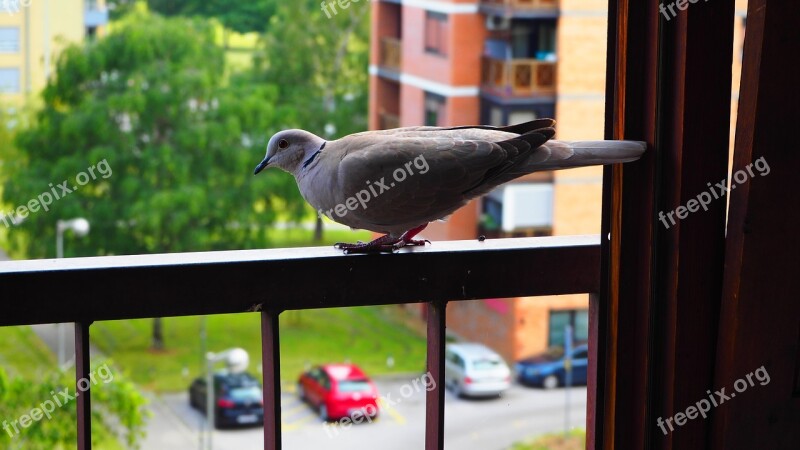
[254,119,645,253]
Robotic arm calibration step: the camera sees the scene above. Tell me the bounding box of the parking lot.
[142,377,587,450]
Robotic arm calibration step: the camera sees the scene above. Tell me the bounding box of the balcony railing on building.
[481,0,559,10]
[481,56,557,97]
[380,110,400,130]
[380,37,402,71]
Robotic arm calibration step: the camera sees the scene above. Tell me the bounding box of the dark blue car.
[189,372,264,428]
[515,345,589,389]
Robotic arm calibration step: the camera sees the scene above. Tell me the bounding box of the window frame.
[424,11,449,56]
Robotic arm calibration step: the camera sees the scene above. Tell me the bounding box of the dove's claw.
[334,224,430,254]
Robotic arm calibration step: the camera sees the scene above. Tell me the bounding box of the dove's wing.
[333,126,556,233]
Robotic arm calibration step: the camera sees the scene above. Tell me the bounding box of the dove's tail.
[538,140,647,169]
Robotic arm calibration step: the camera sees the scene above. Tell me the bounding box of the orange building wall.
[400,84,425,127]
[514,295,591,360]
[400,7,453,85]
[446,299,516,362]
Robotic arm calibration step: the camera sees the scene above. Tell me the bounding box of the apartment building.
[0,0,108,102]
[369,0,747,362]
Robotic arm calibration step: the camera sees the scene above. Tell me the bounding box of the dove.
[253,119,645,253]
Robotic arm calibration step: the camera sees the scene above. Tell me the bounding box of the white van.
[444,343,511,398]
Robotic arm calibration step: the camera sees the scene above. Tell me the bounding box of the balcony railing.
[482,56,557,96]
[379,111,400,129]
[482,0,559,9]
[380,36,402,71]
[0,235,599,450]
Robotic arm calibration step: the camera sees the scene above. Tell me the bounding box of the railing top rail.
[0,235,600,326]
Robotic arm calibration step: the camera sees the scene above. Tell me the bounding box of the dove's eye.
[278,139,289,149]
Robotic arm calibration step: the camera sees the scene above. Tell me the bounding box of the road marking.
[282,414,317,431]
[377,398,407,425]
[282,401,311,418]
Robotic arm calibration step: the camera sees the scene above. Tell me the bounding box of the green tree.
[249,0,371,238]
[0,362,148,449]
[2,13,303,347]
[108,0,276,35]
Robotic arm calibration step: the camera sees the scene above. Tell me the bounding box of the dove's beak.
[253,156,271,175]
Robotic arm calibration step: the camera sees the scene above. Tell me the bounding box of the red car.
[297,364,380,422]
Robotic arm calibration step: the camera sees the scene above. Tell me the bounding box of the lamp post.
[56,218,90,368]
[202,348,249,450]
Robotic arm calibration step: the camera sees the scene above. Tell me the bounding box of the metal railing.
[0,235,600,449]
[482,56,557,96]
[380,37,402,71]
[481,0,559,10]
[379,111,401,129]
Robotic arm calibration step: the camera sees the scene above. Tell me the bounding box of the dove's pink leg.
[334,224,430,254]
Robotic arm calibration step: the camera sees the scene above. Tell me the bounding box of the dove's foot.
[334,224,429,254]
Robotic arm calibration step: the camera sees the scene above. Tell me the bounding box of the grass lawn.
[510,429,586,450]
[264,225,372,248]
[92,305,427,393]
[0,326,55,376]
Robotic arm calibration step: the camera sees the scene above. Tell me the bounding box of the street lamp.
[56,218,90,368]
[56,218,90,258]
[202,348,249,450]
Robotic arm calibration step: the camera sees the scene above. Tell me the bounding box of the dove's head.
[254,129,326,176]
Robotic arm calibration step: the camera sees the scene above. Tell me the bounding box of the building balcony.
[480,0,559,18]
[379,110,400,130]
[481,56,557,97]
[379,37,402,72]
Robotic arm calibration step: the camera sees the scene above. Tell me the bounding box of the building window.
[0,68,21,94]
[424,92,446,126]
[509,19,557,60]
[424,11,449,56]
[480,183,554,238]
[0,28,20,53]
[548,309,589,348]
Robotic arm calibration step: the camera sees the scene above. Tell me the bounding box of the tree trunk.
[314,216,323,242]
[152,317,165,350]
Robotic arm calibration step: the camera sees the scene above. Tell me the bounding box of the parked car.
[516,344,589,389]
[189,371,264,428]
[297,364,380,422]
[444,343,511,398]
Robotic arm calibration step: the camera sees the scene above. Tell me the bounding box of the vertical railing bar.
[75,321,92,450]
[261,309,281,450]
[425,300,447,450]
[586,293,602,450]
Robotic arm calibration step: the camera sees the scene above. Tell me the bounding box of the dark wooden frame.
[597,0,800,449]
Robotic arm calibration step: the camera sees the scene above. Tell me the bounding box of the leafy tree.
[248,0,371,238]
[107,0,276,35]
[0,362,148,449]
[2,13,303,347]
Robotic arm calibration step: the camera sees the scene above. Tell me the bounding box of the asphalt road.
[142,378,587,450]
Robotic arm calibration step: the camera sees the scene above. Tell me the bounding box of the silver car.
[444,343,511,398]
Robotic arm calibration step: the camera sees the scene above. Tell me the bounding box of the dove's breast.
[296,152,380,232]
